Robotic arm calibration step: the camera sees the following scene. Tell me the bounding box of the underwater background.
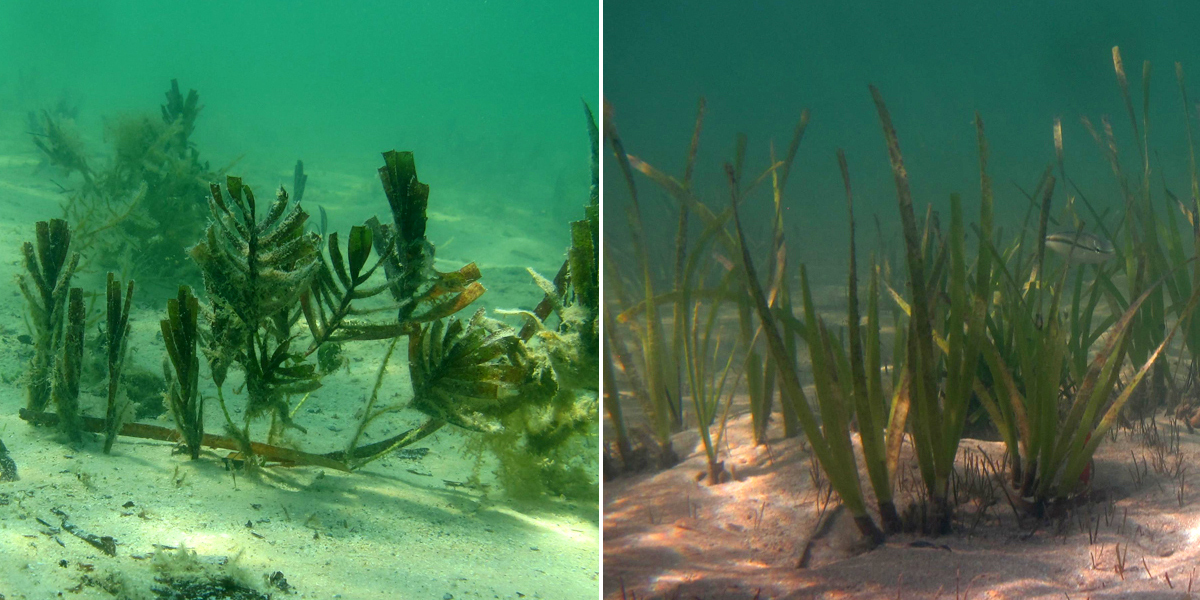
[3,0,598,253]
[604,0,1200,278]
[0,1,599,598]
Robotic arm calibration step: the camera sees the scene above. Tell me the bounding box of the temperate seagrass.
[161,285,203,459]
[19,219,79,414]
[103,273,134,454]
[602,45,1200,554]
[14,90,600,506]
[15,103,599,503]
[190,176,322,448]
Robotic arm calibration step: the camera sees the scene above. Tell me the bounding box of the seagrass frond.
[368,151,486,325]
[19,219,80,413]
[300,224,401,350]
[190,177,320,325]
[408,309,556,433]
[103,273,134,454]
[162,285,203,459]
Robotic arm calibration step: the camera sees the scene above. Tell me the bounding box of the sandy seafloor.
[0,121,600,599]
[603,283,1200,599]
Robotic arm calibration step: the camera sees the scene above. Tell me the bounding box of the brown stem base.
[852,513,886,547]
[705,460,728,486]
[879,500,902,535]
[928,496,953,535]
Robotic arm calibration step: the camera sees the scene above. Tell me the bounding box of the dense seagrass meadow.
[603,47,1200,599]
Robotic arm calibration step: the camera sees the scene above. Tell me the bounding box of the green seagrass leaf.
[348,225,373,283]
[327,231,351,289]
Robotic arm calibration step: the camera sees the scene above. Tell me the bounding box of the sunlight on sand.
[1186,517,1200,544]
[165,531,237,553]
[490,506,594,544]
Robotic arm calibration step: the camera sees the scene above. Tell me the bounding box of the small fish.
[1044,231,1115,264]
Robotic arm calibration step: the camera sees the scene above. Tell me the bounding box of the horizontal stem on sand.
[19,408,440,472]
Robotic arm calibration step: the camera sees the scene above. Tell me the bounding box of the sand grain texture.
[605,406,1200,600]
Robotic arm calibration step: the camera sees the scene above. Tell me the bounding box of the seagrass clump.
[523,204,599,393]
[503,105,600,464]
[367,150,485,325]
[103,273,135,453]
[53,288,86,442]
[409,309,557,434]
[516,103,599,396]
[161,285,203,459]
[190,176,322,439]
[31,80,216,281]
[18,219,80,413]
[13,137,596,489]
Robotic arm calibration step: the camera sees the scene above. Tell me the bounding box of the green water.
[3,0,598,257]
[605,0,1200,279]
